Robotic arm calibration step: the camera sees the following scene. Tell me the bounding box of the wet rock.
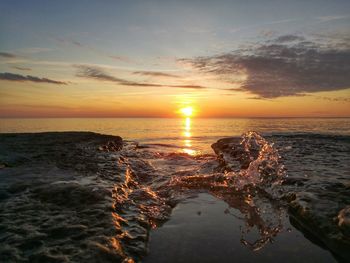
[98,140,123,152]
[337,206,350,236]
[0,190,10,200]
[282,177,309,186]
[211,137,246,171]
[288,191,350,261]
[7,182,30,194]
[0,132,129,262]
[29,251,69,263]
[32,183,109,207]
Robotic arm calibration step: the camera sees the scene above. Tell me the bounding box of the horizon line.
[1,116,349,119]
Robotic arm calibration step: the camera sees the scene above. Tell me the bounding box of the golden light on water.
[184,139,191,147]
[184,117,191,137]
[182,117,196,155]
[183,148,196,155]
[178,105,198,155]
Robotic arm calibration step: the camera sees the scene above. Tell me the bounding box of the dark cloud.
[169,85,205,89]
[12,66,31,71]
[0,72,67,85]
[133,71,180,78]
[76,65,128,83]
[0,52,16,58]
[273,35,305,43]
[72,41,83,47]
[76,65,206,89]
[182,35,350,98]
[317,96,350,103]
[225,88,246,92]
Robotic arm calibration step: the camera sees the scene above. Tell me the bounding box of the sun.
[180,106,193,117]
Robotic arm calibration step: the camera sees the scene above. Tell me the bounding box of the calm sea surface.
[1,118,349,154]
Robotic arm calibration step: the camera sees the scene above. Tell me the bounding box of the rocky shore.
[0,132,349,262]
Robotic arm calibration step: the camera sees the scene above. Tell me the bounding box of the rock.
[338,206,350,236]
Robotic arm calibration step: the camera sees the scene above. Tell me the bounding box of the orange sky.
[1,81,349,118]
[1,1,350,118]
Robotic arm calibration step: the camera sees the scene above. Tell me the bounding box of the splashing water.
[170,131,287,251]
[224,131,285,190]
[175,131,286,193]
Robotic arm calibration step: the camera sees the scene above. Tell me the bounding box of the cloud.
[12,66,31,71]
[76,65,206,89]
[56,38,84,48]
[229,18,298,34]
[18,47,53,54]
[273,35,305,43]
[76,65,128,83]
[0,52,16,58]
[109,55,133,63]
[72,41,83,47]
[260,30,276,38]
[170,85,205,89]
[0,72,67,85]
[182,35,350,98]
[317,96,350,103]
[225,88,245,92]
[316,15,349,22]
[133,71,180,78]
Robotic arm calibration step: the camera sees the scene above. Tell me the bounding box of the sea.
[0,117,349,262]
[1,117,350,154]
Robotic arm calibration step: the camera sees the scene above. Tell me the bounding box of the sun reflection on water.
[183,148,196,155]
[184,139,191,147]
[184,117,192,138]
[182,117,197,155]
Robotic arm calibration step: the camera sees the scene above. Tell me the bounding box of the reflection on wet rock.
[338,206,350,235]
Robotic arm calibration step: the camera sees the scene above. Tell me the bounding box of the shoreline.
[0,132,349,262]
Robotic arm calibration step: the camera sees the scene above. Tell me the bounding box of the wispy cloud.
[56,38,134,64]
[109,55,133,63]
[17,47,53,54]
[317,96,350,103]
[76,65,129,83]
[0,72,67,85]
[273,34,305,43]
[0,52,17,58]
[56,38,83,47]
[169,84,206,89]
[316,15,349,23]
[11,66,31,71]
[72,41,83,47]
[229,18,298,33]
[182,34,350,98]
[76,65,206,89]
[133,71,180,78]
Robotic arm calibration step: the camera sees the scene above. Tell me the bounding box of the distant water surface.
[1,118,349,155]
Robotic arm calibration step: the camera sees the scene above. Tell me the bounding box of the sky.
[0,0,350,118]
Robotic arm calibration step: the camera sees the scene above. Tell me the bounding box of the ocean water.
[0,118,349,262]
[1,118,350,155]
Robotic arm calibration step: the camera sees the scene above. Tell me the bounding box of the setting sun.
[180,107,193,117]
